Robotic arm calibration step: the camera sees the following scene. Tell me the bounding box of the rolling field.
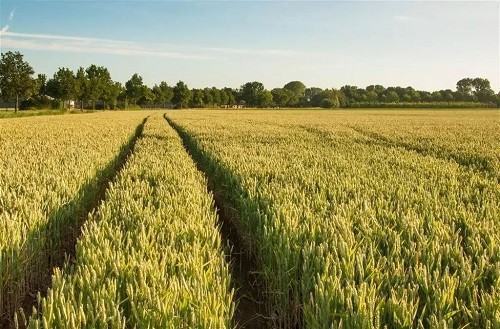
[0,109,498,329]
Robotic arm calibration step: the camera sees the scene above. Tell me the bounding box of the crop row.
[24,114,234,328]
[166,110,499,329]
[344,111,500,179]
[0,112,149,326]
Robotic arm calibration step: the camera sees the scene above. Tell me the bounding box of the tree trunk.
[15,94,19,113]
[92,101,95,110]
[81,100,84,111]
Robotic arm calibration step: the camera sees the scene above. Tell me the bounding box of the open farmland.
[0,112,150,327]
[0,109,498,329]
[25,115,234,328]
[166,109,499,329]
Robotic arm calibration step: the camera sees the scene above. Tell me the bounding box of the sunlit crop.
[25,114,234,328]
[2,109,498,329]
[0,112,148,326]
[167,109,499,329]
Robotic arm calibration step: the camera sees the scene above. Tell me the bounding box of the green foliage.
[349,102,495,108]
[125,73,146,105]
[85,65,113,109]
[0,51,35,111]
[46,68,76,108]
[272,88,294,107]
[152,81,173,107]
[283,81,306,106]
[3,51,499,111]
[240,81,265,107]
[313,89,343,108]
[172,81,192,108]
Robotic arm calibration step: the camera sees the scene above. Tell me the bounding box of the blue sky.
[0,1,498,91]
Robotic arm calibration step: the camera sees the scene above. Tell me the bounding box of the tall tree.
[385,90,400,103]
[271,88,292,107]
[456,78,473,101]
[86,65,112,109]
[125,73,145,106]
[340,85,361,104]
[305,87,323,106]
[172,81,192,108]
[316,89,343,108]
[47,67,76,109]
[203,88,214,107]
[471,78,495,103]
[152,82,173,108]
[210,87,221,107]
[103,82,123,109]
[240,81,271,107]
[223,87,236,105]
[191,89,205,107]
[0,51,35,112]
[35,74,47,97]
[138,87,155,107]
[283,80,306,106]
[257,90,273,107]
[219,89,229,106]
[74,67,88,110]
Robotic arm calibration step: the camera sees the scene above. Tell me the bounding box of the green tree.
[86,65,112,109]
[47,67,76,109]
[223,87,236,105]
[456,78,473,101]
[103,82,123,109]
[271,88,293,107]
[366,85,385,101]
[172,81,192,108]
[442,89,455,102]
[340,85,362,104]
[257,90,273,107]
[316,89,342,108]
[211,88,222,107]
[405,87,420,102]
[138,87,154,107]
[471,78,495,103]
[35,74,47,97]
[366,90,378,103]
[305,87,323,106]
[219,89,229,106]
[152,82,173,108]
[385,90,399,103]
[74,67,88,110]
[431,91,442,102]
[203,88,214,107]
[0,51,35,112]
[125,73,145,106]
[283,80,306,106]
[191,89,205,107]
[240,81,270,107]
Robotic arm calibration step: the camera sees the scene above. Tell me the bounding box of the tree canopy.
[0,51,35,112]
[1,51,498,110]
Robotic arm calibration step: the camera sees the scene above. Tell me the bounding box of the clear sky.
[0,1,498,91]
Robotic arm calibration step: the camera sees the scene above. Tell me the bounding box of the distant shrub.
[348,101,496,108]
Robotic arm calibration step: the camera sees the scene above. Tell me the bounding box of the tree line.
[1,51,499,112]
